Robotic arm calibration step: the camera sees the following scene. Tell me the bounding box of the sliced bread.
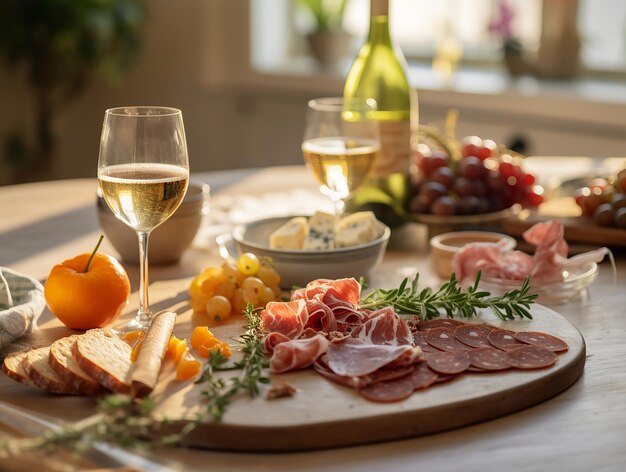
[49,334,106,396]
[73,329,132,394]
[2,349,35,386]
[22,346,82,395]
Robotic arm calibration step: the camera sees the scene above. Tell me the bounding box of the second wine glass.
[302,97,380,216]
[98,106,189,331]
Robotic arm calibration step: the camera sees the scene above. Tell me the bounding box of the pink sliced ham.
[263,332,290,354]
[326,338,421,377]
[269,334,329,373]
[260,299,308,339]
[452,220,609,284]
[303,298,337,333]
[351,306,413,346]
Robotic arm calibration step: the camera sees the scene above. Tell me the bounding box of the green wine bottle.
[343,0,414,228]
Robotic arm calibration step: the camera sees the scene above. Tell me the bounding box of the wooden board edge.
[179,341,586,452]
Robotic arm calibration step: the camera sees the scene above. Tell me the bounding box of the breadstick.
[129,310,177,398]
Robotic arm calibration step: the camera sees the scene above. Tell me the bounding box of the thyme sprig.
[195,304,270,421]
[359,272,537,321]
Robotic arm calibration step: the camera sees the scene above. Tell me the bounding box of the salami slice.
[359,376,415,403]
[455,324,494,348]
[413,330,441,353]
[426,328,472,352]
[369,365,414,384]
[407,362,439,390]
[469,347,511,371]
[506,345,557,369]
[488,329,526,351]
[424,350,471,375]
[514,331,569,353]
[417,318,466,331]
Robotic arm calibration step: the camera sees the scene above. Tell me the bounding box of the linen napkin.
[0,267,45,349]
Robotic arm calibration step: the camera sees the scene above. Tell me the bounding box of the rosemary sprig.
[195,304,270,421]
[0,394,178,460]
[359,272,537,321]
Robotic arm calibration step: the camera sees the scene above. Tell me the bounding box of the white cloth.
[0,267,45,349]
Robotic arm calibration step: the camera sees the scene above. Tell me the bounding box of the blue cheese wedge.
[334,211,381,248]
[304,211,338,250]
[269,217,308,250]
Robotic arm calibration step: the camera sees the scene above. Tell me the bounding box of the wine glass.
[98,106,189,331]
[302,97,380,215]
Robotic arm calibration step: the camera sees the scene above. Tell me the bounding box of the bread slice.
[22,346,82,395]
[49,335,106,396]
[73,329,132,394]
[2,349,35,386]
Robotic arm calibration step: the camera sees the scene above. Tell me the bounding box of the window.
[251,0,626,76]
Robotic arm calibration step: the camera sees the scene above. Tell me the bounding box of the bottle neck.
[368,1,392,46]
[370,0,389,16]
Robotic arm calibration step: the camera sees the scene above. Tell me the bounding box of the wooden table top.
[0,165,625,471]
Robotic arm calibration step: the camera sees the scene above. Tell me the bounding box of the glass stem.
[137,230,152,325]
[333,198,345,216]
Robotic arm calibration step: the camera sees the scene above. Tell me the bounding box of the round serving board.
[153,302,585,452]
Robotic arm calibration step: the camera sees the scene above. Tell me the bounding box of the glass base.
[113,313,152,333]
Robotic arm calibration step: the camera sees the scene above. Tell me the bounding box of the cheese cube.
[303,211,338,250]
[269,217,308,250]
[335,211,381,248]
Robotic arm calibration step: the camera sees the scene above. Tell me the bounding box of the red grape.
[420,181,447,203]
[453,177,473,197]
[431,166,455,189]
[461,136,482,158]
[431,196,456,216]
[458,156,486,179]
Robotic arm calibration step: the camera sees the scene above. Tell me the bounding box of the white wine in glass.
[302,97,380,215]
[98,107,189,331]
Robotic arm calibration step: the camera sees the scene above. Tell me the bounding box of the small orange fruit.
[44,235,131,330]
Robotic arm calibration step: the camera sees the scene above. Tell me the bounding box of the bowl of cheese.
[229,211,390,289]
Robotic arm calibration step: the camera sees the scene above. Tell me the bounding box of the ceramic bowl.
[430,230,517,279]
[222,216,391,289]
[97,180,209,265]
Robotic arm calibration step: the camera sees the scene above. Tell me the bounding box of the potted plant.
[0,0,145,183]
[294,0,352,67]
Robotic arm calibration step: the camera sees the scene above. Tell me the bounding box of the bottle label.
[373,119,411,177]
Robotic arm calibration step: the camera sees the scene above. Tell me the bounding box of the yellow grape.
[213,279,236,299]
[259,286,276,304]
[242,287,259,305]
[221,262,239,284]
[200,268,226,295]
[189,267,219,299]
[257,266,281,287]
[270,284,282,298]
[191,292,211,313]
[206,295,232,321]
[241,276,265,295]
[231,288,247,314]
[237,252,261,276]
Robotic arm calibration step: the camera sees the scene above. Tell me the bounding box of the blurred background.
[1,0,625,185]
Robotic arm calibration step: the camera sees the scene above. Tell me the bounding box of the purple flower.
[488,0,516,40]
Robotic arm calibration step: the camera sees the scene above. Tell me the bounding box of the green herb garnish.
[359,272,537,321]
[195,303,270,421]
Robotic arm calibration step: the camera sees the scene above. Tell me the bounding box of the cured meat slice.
[412,330,441,353]
[488,329,526,351]
[424,351,471,375]
[417,318,466,331]
[303,298,337,333]
[454,324,494,348]
[407,362,439,390]
[469,347,511,371]
[260,299,308,339]
[263,332,290,354]
[351,306,413,346]
[426,328,472,352]
[313,356,369,390]
[368,365,415,384]
[269,334,329,373]
[514,331,569,353]
[326,338,416,377]
[359,376,415,403]
[506,345,557,369]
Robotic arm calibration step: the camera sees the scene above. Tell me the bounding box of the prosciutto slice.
[303,298,337,333]
[269,334,329,373]
[260,299,308,339]
[326,338,420,377]
[351,306,413,346]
